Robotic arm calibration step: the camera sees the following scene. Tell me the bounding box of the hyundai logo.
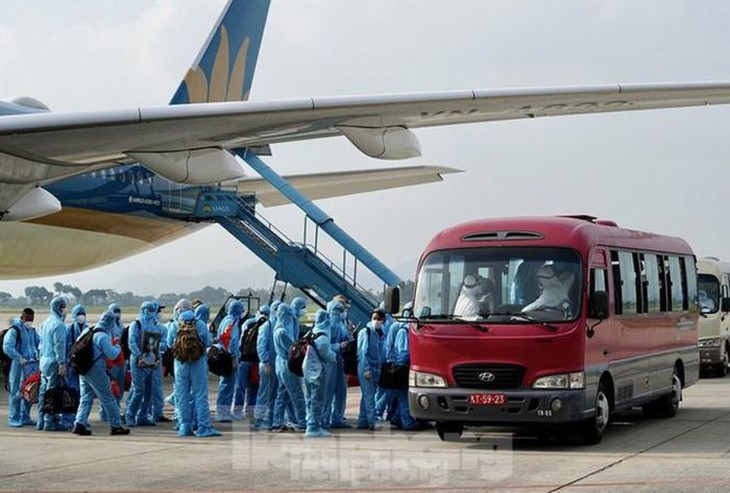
[478,371,496,383]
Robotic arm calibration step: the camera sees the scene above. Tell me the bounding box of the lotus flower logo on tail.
[184,26,251,104]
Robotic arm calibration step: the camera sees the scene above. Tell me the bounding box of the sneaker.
[72,423,92,436]
[195,426,222,438]
[269,425,285,433]
[22,419,37,427]
[156,415,172,423]
[137,419,156,427]
[330,422,353,429]
[110,427,130,436]
[305,428,333,438]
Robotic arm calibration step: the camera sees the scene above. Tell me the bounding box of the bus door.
[609,250,650,405]
[586,248,611,373]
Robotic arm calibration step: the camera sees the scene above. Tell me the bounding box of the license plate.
[469,393,506,406]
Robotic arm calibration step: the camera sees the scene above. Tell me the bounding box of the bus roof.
[698,257,730,277]
[422,216,694,260]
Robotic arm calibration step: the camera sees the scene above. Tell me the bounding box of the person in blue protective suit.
[194,302,210,325]
[233,305,269,420]
[322,299,352,429]
[167,309,221,437]
[304,309,337,438]
[61,304,88,429]
[37,297,69,431]
[273,299,308,431]
[99,302,126,422]
[148,300,171,423]
[215,299,244,422]
[71,311,130,436]
[383,302,422,430]
[125,301,166,427]
[357,308,385,430]
[374,301,395,420]
[4,308,40,427]
[253,300,281,430]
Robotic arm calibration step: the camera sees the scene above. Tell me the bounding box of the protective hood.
[291,297,307,319]
[227,300,245,319]
[95,310,116,332]
[258,304,271,317]
[179,310,196,323]
[50,296,67,320]
[72,304,86,319]
[174,298,193,315]
[275,303,294,333]
[139,301,157,323]
[195,303,211,323]
[314,309,330,336]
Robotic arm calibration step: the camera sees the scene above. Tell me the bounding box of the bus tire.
[579,381,611,445]
[658,368,682,418]
[436,421,464,442]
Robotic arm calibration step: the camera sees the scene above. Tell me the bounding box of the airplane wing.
[236,165,461,207]
[2,81,730,210]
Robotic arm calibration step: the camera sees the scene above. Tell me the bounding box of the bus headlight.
[410,370,447,388]
[698,337,722,348]
[533,371,584,389]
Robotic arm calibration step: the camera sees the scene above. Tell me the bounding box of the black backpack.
[240,317,266,363]
[342,327,368,376]
[120,320,142,361]
[288,331,326,377]
[68,328,103,375]
[1,326,21,390]
[207,345,234,377]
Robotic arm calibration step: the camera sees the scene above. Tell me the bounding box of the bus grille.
[452,363,526,390]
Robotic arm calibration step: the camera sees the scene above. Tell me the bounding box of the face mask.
[77,314,86,325]
[372,320,383,329]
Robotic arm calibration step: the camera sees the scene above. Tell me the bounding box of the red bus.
[389,215,699,444]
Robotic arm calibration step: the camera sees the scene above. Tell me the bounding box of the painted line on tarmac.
[547,408,730,493]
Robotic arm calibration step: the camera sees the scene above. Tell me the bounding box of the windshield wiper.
[406,314,490,332]
[507,313,559,331]
[452,317,490,332]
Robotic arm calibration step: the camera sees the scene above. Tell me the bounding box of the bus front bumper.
[700,346,723,366]
[408,387,591,424]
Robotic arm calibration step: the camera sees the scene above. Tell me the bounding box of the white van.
[697,257,730,376]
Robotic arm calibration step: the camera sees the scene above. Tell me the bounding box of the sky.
[2,0,730,297]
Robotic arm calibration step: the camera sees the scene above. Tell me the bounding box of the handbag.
[378,361,410,391]
[21,371,41,404]
[207,345,234,377]
[41,382,80,414]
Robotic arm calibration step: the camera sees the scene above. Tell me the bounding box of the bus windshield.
[414,247,582,323]
[698,274,720,314]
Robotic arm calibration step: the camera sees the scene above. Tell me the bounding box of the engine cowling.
[0,97,51,116]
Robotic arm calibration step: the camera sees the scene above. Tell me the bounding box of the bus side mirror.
[722,297,730,313]
[384,286,400,315]
[589,291,609,320]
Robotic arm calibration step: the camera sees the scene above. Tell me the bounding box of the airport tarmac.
[1,376,729,493]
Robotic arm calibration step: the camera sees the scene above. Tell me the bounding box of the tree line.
[0,280,415,310]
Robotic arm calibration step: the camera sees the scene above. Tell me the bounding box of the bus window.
[658,255,669,311]
[613,250,639,315]
[415,247,581,321]
[643,254,662,313]
[668,256,685,311]
[684,257,698,312]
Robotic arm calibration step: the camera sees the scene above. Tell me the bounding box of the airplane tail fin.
[170,0,271,105]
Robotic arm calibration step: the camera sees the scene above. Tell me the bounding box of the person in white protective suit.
[521,265,575,314]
